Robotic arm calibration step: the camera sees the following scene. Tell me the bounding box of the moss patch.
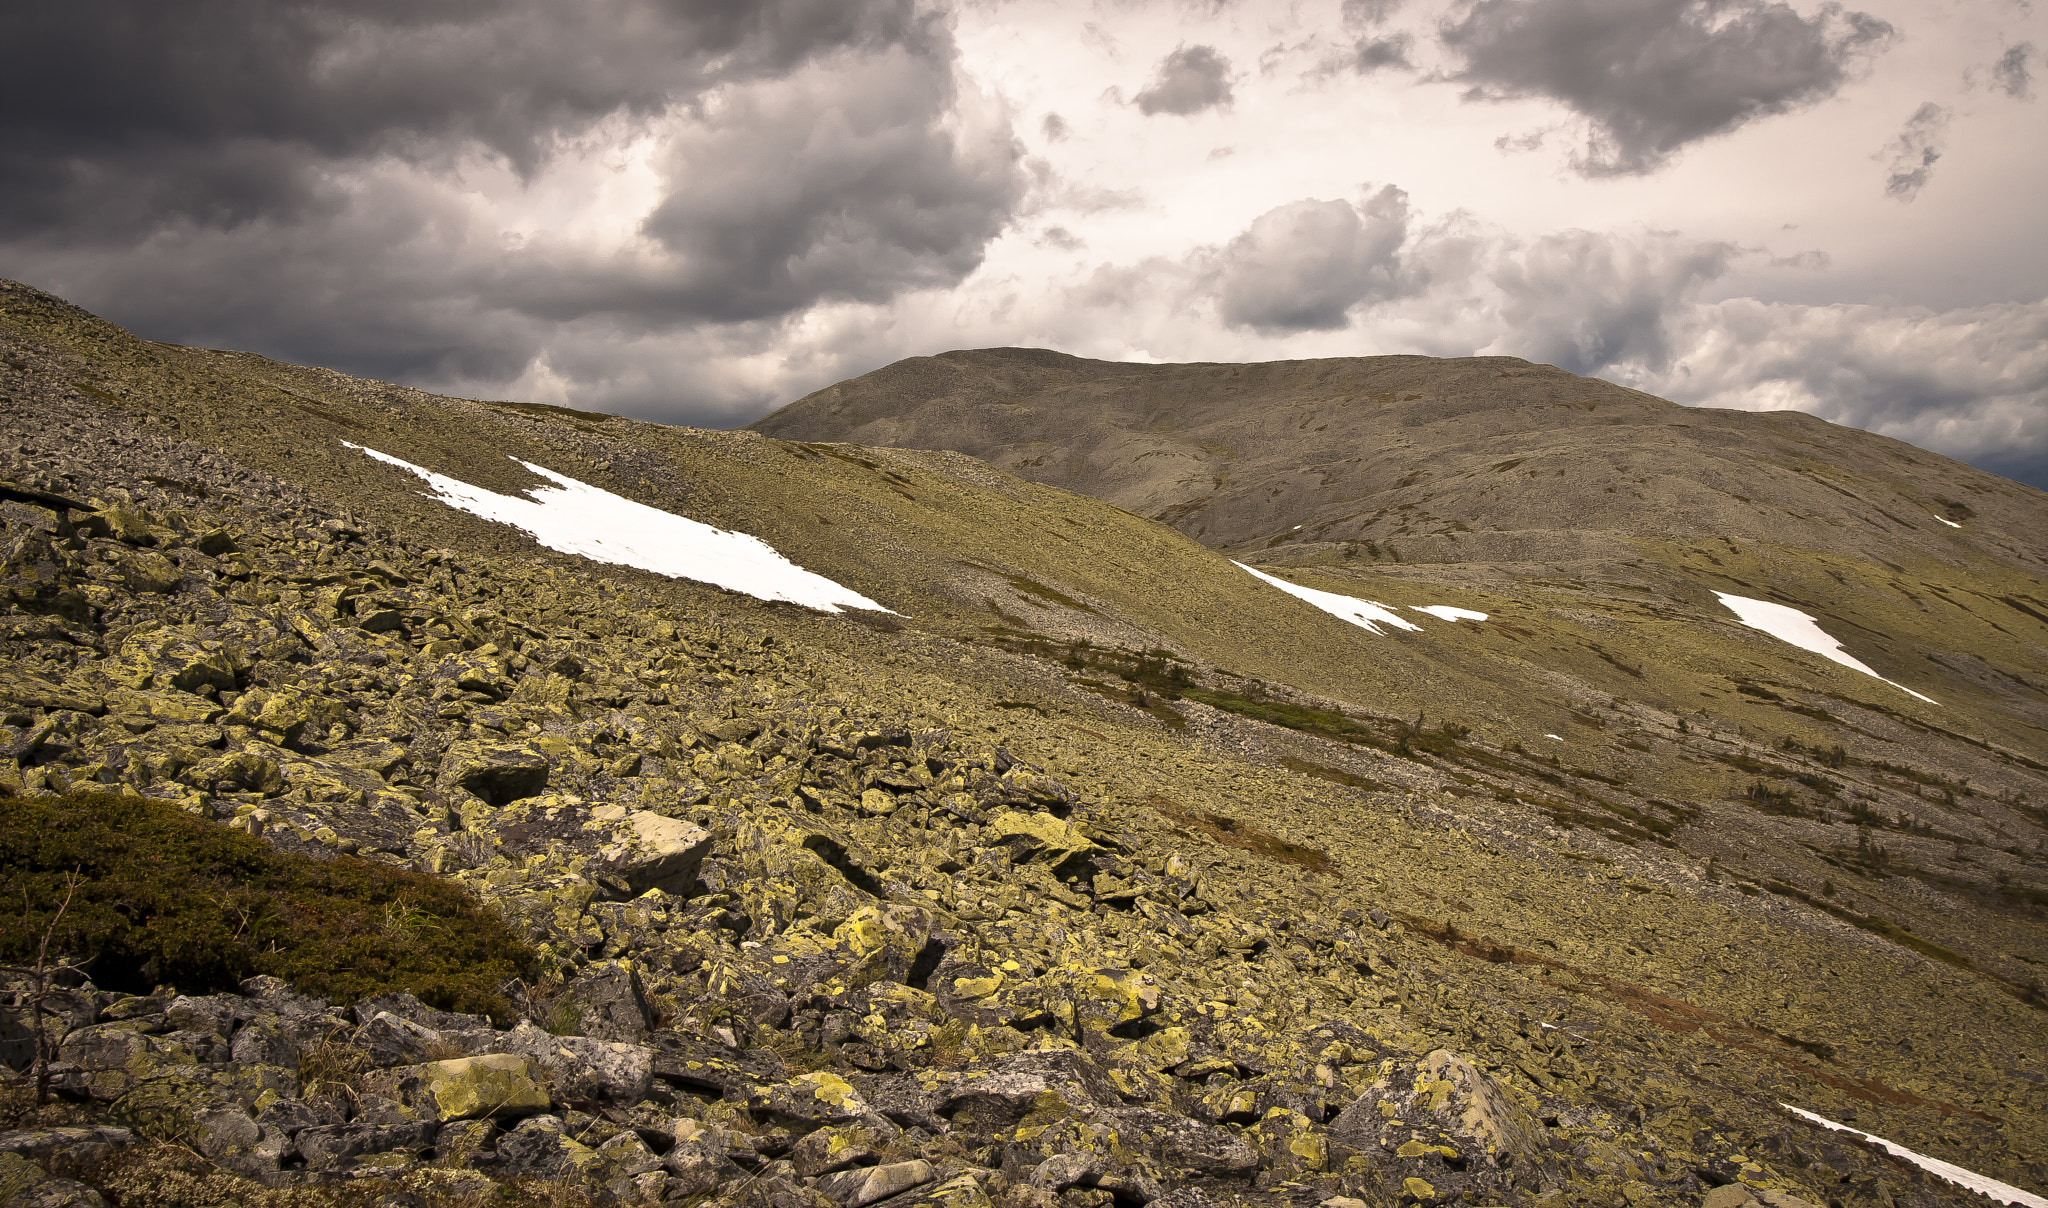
[0,791,533,1020]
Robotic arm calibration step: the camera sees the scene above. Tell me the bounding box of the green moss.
[0,791,534,1021]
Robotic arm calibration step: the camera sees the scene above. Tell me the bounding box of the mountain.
[1,278,2045,1208]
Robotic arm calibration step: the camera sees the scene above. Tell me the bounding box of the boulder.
[488,1021,653,1104]
[816,1159,938,1208]
[189,1107,291,1182]
[438,740,549,804]
[552,961,653,1044]
[360,1054,552,1122]
[0,1151,105,1208]
[753,1071,870,1127]
[590,809,715,897]
[293,1120,439,1174]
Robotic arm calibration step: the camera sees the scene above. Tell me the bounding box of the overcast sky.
[4,0,2043,487]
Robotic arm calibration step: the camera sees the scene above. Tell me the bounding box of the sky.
[3,0,2043,487]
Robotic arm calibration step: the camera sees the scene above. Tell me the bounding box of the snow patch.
[1713,592,1935,704]
[1781,1105,2047,1207]
[1412,605,1489,623]
[1235,562,1420,634]
[345,443,895,615]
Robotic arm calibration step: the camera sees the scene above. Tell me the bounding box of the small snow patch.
[1713,592,1935,704]
[1235,562,1420,635]
[345,443,895,615]
[1411,605,1488,623]
[1781,1105,2047,1207]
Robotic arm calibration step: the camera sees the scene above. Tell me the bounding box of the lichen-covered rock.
[0,1151,105,1208]
[753,1070,870,1127]
[816,1158,937,1208]
[189,1107,292,1182]
[485,1021,653,1104]
[360,1054,551,1122]
[438,739,549,803]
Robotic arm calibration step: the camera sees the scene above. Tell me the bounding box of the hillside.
[1,279,2045,1208]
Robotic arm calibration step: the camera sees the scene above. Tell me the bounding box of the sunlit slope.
[5,281,2039,791]
[0,282,1586,738]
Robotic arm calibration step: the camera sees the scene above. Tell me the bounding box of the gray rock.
[350,992,490,1033]
[788,1113,903,1177]
[254,1099,322,1136]
[590,810,715,897]
[488,1021,652,1104]
[816,1159,937,1208]
[0,1127,133,1164]
[190,1107,292,1182]
[293,1120,438,1173]
[554,961,652,1043]
[0,1152,106,1208]
[351,1012,438,1068]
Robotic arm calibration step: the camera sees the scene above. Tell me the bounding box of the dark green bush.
[0,791,533,1021]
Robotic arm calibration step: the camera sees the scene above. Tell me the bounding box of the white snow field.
[1713,592,1936,704]
[1235,562,1421,634]
[1781,1105,2048,1207]
[345,444,896,615]
[1411,605,1489,623]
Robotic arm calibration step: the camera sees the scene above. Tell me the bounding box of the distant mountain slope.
[750,348,2048,578]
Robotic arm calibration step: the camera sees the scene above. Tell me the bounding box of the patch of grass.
[1278,756,1391,792]
[0,791,534,1021]
[489,400,617,424]
[1145,794,1335,876]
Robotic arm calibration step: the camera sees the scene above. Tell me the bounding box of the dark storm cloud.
[1991,43,2036,98]
[0,0,938,240]
[1439,0,1895,175]
[1134,46,1236,115]
[1879,102,1950,201]
[1354,36,1416,72]
[1215,188,1415,332]
[0,0,1026,421]
[560,50,1023,323]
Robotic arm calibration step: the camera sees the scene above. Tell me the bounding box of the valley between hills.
[1,277,2045,1208]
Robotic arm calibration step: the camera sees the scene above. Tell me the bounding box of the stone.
[0,1128,133,1165]
[816,1158,938,1208]
[487,1021,653,1104]
[189,1107,292,1181]
[351,1012,441,1067]
[294,1120,439,1173]
[554,961,652,1044]
[788,1114,904,1177]
[0,1152,105,1208]
[754,1071,870,1126]
[360,1054,552,1121]
[590,810,715,897]
[438,739,550,804]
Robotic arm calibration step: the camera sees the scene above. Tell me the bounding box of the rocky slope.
[0,279,2044,1208]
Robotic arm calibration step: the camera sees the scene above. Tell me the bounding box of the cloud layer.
[1440,0,1895,173]
[1,0,2041,488]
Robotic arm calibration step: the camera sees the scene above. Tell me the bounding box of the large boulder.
[360,1054,552,1122]
[589,808,715,897]
[438,740,550,803]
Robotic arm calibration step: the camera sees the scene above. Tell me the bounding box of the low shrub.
[0,791,533,1021]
